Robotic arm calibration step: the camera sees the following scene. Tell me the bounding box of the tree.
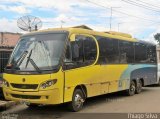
[154,33,160,45]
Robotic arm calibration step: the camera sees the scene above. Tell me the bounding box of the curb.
[0,100,19,111]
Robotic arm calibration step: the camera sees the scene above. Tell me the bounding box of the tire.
[126,80,136,96]
[68,89,85,112]
[135,80,143,94]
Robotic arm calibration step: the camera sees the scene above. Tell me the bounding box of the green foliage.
[154,33,160,45]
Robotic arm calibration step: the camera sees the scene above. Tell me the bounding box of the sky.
[0,0,160,43]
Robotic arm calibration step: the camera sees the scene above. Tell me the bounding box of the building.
[0,32,21,74]
[0,32,21,47]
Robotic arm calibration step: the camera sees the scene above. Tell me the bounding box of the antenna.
[17,15,42,32]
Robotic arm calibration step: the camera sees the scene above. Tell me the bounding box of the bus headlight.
[40,79,57,89]
[3,79,9,87]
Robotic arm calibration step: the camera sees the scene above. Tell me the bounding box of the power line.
[136,0,160,9]
[110,7,121,30]
[121,0,160,13]
[85,0,159,23]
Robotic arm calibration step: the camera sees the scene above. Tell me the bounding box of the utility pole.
[110,7,112,31]
[109,7,121,31]
[60,20,65,28]
[118,22,123,32]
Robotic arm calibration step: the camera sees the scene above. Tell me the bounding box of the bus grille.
[11,94,40,99]
[11,84,38,89]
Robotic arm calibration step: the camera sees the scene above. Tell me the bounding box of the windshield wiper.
[12,51,28,69]
[25,50,32,68]
[28,58,42,73]
[24,49,41,73]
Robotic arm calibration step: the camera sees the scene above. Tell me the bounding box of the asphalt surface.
[1,86,160,119]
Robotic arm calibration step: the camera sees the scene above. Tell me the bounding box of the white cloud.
[85,0,160,41]
[0,5,30,14]
[0,0,86,13]
[0,0,160,42]
[0,18,20,32]
[9,6,30,14]
[142,26,160,44]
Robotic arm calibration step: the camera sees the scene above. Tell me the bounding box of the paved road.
[1,86,160,119]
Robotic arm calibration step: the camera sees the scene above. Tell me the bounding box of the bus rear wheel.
[126,80,136,96]
[68,89,85,112]
[135,80,142,94]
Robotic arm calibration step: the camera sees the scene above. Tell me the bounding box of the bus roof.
[23,27,139,43]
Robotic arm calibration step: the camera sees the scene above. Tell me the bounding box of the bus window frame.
[62,33,99,71]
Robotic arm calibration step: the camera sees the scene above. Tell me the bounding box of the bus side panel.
[64,64,157,103]
[64,65,128,103]
[103,65,128,93]
[119,64,157,90]
[50,71,65,104]
[131,67,157,85]
[64,65,102,102]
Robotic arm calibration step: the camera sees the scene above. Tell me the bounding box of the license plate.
[20,100,30,105]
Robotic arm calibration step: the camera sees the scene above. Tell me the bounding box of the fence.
[0,47,13,73]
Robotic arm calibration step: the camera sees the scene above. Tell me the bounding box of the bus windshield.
[7,33,67,72]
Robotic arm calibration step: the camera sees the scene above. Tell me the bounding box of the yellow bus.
[2,27,157,111]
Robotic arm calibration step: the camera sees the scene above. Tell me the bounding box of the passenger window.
[97,36,119,64]
[96,35,156,64]
[135,43,147,63]
[83,36,97,62]
[146,45,156,63]
[64,35,97,70]
[74,35,97,66]
[119,41,134,63]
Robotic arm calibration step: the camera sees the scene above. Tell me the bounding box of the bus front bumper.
[3,88,61,105]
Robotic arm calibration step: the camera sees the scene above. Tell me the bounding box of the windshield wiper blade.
[29,58,42,73]
[25,50,33,68]
[13,51,28,69]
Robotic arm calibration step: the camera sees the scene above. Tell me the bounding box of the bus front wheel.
[68,89,85,112]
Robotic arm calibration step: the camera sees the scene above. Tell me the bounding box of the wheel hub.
[75,94,84,108]
[131,84,135,92]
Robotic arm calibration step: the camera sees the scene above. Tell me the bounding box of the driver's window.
[64,35,97,70]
